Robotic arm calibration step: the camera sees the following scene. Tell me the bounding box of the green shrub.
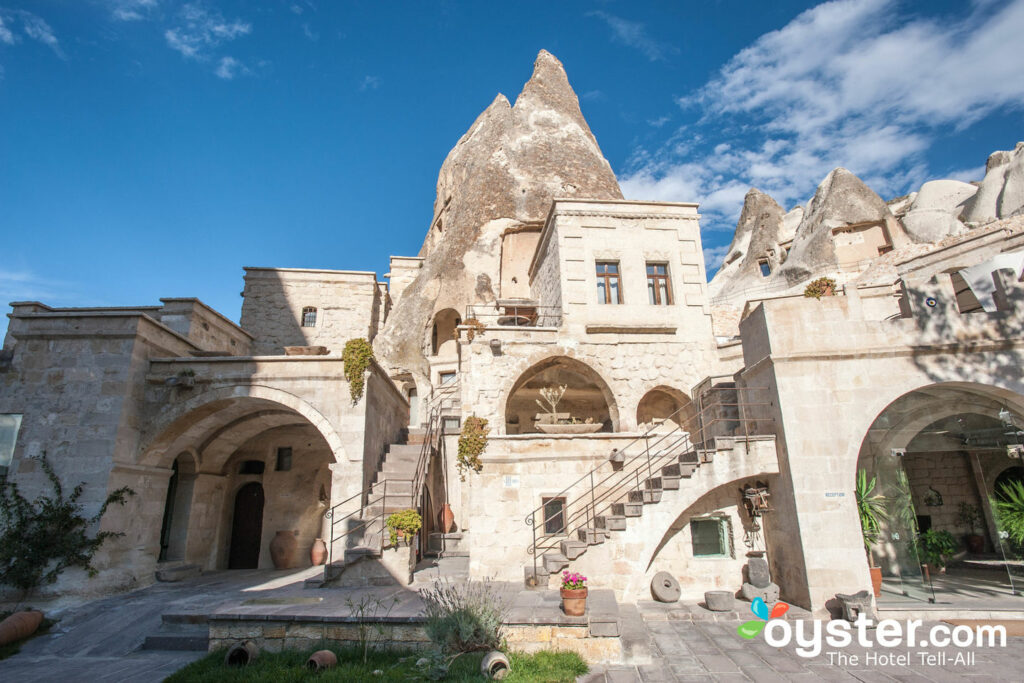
[342,338,374,402]
[918,529,957,568]
[419,578,510,655]
[0,455,134,597]
[385,508,421,547]
[456,416,488,481]
[993,479,1024,547]
[803,276,837,299]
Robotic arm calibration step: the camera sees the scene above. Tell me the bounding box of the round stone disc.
[651,571,681,603]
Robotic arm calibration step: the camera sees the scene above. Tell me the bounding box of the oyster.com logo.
[737,597,789,639]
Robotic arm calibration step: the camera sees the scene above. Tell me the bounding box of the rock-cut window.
[301,307,317,327]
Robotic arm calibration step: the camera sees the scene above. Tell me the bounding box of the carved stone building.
[3,51,1024,617]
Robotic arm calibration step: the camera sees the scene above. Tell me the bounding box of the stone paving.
[581,601,1024,682]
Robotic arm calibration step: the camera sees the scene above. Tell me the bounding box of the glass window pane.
[610,280,619,304]
[659,282,670,304]
[0,414,22,469]
[648,280,656,304]
[543,498,566,534]
[692,518,727,556]
[597,280,606,303]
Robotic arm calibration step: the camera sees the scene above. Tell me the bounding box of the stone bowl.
[704,590,735,612]
[536,423,602,435]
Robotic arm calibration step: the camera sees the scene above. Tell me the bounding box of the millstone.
[747,557,771,588]
[651,571,681,603]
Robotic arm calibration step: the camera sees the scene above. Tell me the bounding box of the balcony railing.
[464,303,562,328]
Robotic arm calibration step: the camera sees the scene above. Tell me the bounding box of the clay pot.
[269,530,298,569]
[560,587,588,616]
[870,567,883,598]
[310,538,328,566]
[440,503,455,533]
[966,534,985,554]
[307,649,338,671]
[225,640,259,666]
[0,610,43,646]
[480,650,511,679]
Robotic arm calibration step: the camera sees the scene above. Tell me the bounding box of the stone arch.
[503,356,619,434]
[430,308,461,359]
[140,384,346,469]
[636,385,695,429]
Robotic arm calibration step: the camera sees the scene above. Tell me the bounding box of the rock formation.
[375,51,622,380]
[961,142,1024,223]
[899,179,976,242]
[706,189,786,300]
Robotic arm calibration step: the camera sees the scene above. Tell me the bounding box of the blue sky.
[2,0,1022,339]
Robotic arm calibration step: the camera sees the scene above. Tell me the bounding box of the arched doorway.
[504,356,618,434]
[636,387,696,429]
[431,309,461,358]
[229,482,264,569]
[856,384,1024,605]
[141,388,341,571]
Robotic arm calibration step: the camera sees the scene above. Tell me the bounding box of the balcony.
[464,300,562,328]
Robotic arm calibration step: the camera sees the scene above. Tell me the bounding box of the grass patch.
[0,610,56,661]
[165,645,587,682]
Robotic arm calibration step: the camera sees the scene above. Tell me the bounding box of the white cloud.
[0,16,14,45]
[622,0,1024,232]
[702,244,731,271]
[110,0,158,22]
[165,2,251,60]
[359,75,380,91]
[214,55,246,79]
[588,11,678,62]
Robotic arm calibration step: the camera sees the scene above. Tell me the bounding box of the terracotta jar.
[870,567,883,597]
[269,530,298,569]
[310,538,328,566]
[307,649,337,671]
[560,587,588,616]
[0,610,44,646]
[440,503,455,533]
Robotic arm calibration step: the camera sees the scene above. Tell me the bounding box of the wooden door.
[228,482,264,569]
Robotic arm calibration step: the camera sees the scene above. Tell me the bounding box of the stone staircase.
[310,427,429,585]
[141,612,209,652]
[527,443,712,587]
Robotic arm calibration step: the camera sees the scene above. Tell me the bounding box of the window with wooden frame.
[301,306,317,327]
[596,261,622,304]
[646,263,673,305]
[690,516,733,558]
[542,496,567,534]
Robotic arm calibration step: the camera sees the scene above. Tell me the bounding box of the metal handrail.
[464,304,562,327]
[524,383,774,582]
[410,380,459,513]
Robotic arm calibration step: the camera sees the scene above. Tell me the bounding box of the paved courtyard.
[3,570,1024,682]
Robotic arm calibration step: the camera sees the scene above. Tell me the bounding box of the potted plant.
[560,570,588,616]
[957,502,985,554]
[803,276,837,299]
[918,529,957,574]
[992,479,1024,554]
[534,385,602,434]
[385,509,422,547]
[856,469,886,597]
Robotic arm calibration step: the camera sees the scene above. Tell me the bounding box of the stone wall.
[360,360,411,492]
[240,268,383,355]
[737,271,1024,613]
[156,298,253,355]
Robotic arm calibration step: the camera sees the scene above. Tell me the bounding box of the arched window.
[301,307,317,327]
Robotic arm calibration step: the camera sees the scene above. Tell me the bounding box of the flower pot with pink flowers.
[560,570,588,616]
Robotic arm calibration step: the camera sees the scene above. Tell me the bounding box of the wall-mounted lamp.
[489,338,502,355]
[1008,444,1024,460]
[890,448,906,457]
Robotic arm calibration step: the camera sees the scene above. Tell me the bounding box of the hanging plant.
[803,276,837,299]
[342,338,374,402]
[457,416,489,481]
[461,319,487,342]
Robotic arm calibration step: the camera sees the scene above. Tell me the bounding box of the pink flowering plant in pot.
[560,570,588,616]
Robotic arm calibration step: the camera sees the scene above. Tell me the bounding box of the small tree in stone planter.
[534,385,600,434]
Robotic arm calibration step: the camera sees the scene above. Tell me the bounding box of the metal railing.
[524,383,774,582]
[322,380,460,575]
[465,304,562,328]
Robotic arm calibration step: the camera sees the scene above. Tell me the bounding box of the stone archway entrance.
[229,482,265,569]
[856,384,1024,605]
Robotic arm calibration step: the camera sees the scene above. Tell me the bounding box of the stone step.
[371,479,413,495]
[645,477,663,490]
[381,463,417,477]
[426,532,468,558]
[576,527,609,545]
[154,562,201,583]
[627,488,663,504]
[560,539,588,560]
[661,474,681,490]
[543,552,569,573]
[388,444,422,457]
[141,632,208,651]
[594,514,627,531]
[698,450,715,464]
[344,546,382,564]
[679,451,700,465]
[612,501,643,517]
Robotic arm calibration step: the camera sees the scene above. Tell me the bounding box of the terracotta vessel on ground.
[560,587,588,616]
[310,538,328,566]
[0,610,44,646]
[307,649,337,671]
[270,530,298,569]
[870,567,883,597]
